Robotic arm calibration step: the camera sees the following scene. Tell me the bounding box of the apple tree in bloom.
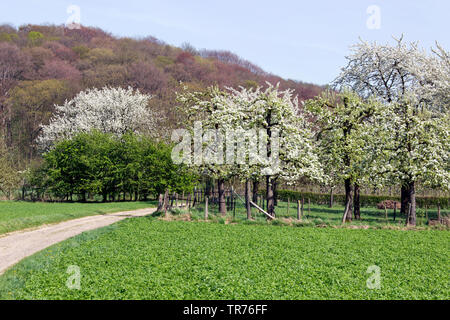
[228,83,323,217]
[371,95,450,225]
[37,86,158,151]
[176,85,238,216]
[333,36,450,223]
[176,83,323,218]
[304,90,384,222]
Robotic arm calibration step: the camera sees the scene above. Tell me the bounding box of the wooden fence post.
[170,192,175,210]
[301,197,304,218]
[163,189,169,218]
[205,196,209,220]
[188,193,191,209]
[437,203,441,223]
[308,198,310,217]
[297,200,301,220]
[287,197,290,216]
[157,193,163,211]
[192,188,197,207]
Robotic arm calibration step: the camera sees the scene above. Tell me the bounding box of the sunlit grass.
[0,201,156,235]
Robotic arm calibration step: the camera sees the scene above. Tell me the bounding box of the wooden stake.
[437,203,441,223]
[308,198,311,217]
[163,189,169,218]
[157,193,163,211]
[301,197,304,218]
[204,196,209,220]
[297,200,301,220]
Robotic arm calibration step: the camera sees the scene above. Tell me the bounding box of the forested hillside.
[0,24,323,163]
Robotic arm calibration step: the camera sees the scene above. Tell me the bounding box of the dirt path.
[0,207,156,275]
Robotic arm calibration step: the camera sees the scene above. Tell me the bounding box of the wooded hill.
[0,24,323,163]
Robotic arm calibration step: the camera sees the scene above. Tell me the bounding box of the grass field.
[186,199,446,229]
[0,201,156,235]
[0,216,448,300]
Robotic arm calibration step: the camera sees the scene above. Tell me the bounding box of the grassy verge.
[0,201,156,235]
[0,217,448,299]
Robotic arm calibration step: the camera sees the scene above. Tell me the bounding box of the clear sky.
[1,0,449,85]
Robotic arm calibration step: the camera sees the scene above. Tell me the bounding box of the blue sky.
[1,0,449,85]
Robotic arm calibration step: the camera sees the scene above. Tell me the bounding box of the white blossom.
[37,86,158,151]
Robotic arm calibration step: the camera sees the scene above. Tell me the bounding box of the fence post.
[245,180,252,220]
[297,200,301,220]
[163,189,169,218]
[301,197,304,218]
[157,193,163,211]
[205,196,209,220]
[393,202,397,221]
[437,203,441,223]
[308,198,310,217]
[287,197,290,216]
[188,193,192,209]
[192,187,197,207]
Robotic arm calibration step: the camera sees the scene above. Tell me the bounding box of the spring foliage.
[37,87,158,151]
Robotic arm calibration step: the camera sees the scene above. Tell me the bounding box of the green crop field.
[0,201,156,235]
[1,217,448,300]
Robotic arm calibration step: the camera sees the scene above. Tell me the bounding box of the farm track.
[0,207,156,275]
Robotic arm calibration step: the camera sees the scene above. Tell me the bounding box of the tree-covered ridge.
[0,23,323,162]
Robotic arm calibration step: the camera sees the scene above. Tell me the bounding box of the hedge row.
[275,189,449,209]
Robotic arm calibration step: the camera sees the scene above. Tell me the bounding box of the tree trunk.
[163,189,169,218]
[218,178,226,216]
[205,177,213,197]
[407,181,416,226]
[401,185,409,216]
[266,176,275,219]
[245,179,252,220]
[157,194,163,211]
[343,178,353,222]
[204,196,209,220]
[273,180,278,206]
[353,183,360,220]
[329,187,334,208]
[252,179,259,203]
